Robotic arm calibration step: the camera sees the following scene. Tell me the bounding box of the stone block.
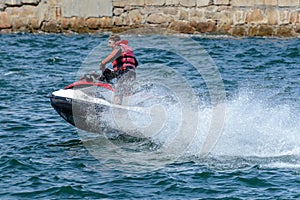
[113,0,128,7]
[190,7,204,18]
[258,25,274,36]
[13,17,29,29]
[113,16,124,26]
[130,0,145,6]
[113,8,124,16]
[0,3,6,11]
[168,20,195,33]
[42,20,61,32]
[245,9,264,23]
[264,0,277,6]
[295,23,300,33]
[4,0,21,6]
[278,0,300,7]
[179,7,189,20]
[61,17,85,30]
[99,17,113,28]
[21,0,40,4]
[19,5,36,17]
[279,10,290,24]
[86,18,100,29]
[232,0,254,7]
[162,7,178,15]
[62,0,112,18]
[180,0,196,7]
[231,25,247,36]
[196,0,210,7]
[29,17,40,29]
[128,9,142,25]
[0,12,11,28]
[213,0,230,5]
[266,8,278,25]
[5,7,19,16]
[217,10,233,25]
[165,0,179,6]
[191,21,217,32]
[218,22,231,33]
[254,0,265,5]
[147,13,168,24]
[290,12,300,23]
[233,10,246,24]
[277,24,293,36]
[145,0,165,6]
[61,18,70,29]
[248,26,257,36]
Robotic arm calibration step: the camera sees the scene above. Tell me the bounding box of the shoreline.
[0,0,299,37]
[2,30,299,40]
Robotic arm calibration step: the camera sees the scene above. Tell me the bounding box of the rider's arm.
[100,47,122,71]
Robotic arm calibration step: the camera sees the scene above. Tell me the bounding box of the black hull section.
[50,93,112,134]
[50,95,75,126]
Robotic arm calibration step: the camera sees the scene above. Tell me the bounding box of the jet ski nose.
[47,92,54,98]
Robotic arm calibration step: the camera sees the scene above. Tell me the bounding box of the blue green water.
[1,33,300,199]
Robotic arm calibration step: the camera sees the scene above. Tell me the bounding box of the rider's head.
[108,34,121,49]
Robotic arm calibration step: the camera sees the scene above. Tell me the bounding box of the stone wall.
[0,0,300,36]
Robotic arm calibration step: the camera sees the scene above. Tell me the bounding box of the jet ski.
[49,69,174,136]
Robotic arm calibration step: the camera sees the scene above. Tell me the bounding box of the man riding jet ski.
[99,34,138,104]
[49,34,143,134]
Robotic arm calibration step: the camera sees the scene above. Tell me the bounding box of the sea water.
[0,33,299,199]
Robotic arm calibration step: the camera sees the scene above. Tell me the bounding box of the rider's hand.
[100,63,106,72]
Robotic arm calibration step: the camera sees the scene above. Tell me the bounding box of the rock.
[168,21,195,33]
[257,25,274,36]
[290,12,300,23]
[0,12,11,28]
[277,24,293,36]
[162,7,178,15]
[231,25,247,36]
[86,18,100,29]
[21,0,40,5]
[29,17,40,29]
[128,9,143,25]
[266,8,278,25]
[231,0,253,7]
[130,0,145,6]
[295,23,300,33]
[213,0,230,5]
[42,20,61,33]
[196,0,210,7]
[0,3,7,11]
[61,17,71,29]
[61,17,86,32]
[180,0,196,7]
[233,10,246,25]
[217,22,231,33]
[248,26,258,36]
[147,13,167,24]
[191,21,217,32]
[279,10,290,24]
[99,17,112,28]
[113,16,124,26]
[278,0,299,7]
[265,0,277,6]
[113,8,124,16]
[165,0,179,6]
[113,0,128,8]
[246,9,264,24]
[179,7,189,20]
[18,5,36,18]
[145,0,165,6]
[4,0,21,6]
